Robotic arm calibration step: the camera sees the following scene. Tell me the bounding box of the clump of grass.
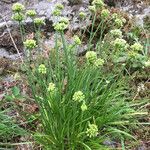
[10,1,149,149]
[0,109,26,145]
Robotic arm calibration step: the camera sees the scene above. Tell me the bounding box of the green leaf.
[12,86,20,97]
[5,95,14,101]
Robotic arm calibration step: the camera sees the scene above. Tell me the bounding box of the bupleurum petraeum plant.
[10,1,149,150]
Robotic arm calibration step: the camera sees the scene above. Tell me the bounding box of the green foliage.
[0,109,26,143]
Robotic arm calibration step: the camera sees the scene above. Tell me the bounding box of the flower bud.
[73,35,81,45]
[12,13,24,22]
[86,123,98,138]
[73,91,85,102]
[130,42,143,52]
[26,10,37,17]
[34,18,45,26]
[24,39,37,49]
[48,83,56,93]
[12,3,25,12]
[81,101,87,111]
[38,64,47,74]
[101,9,110,19]
[86,51,97,64]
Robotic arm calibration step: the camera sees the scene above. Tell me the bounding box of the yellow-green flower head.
[48,83,56,93]
[79,12,86,19]
[112,13,118,19]
[73,35,81,45]
[38,64,47,74]
[81,101,87,111]
[55,3,64,10]
[112,38,127,49]
[26,10,37,17]
[114,18,123,28]
[86,51,97,64]
[12,3,25,12]
[54,22,68,31]
[24,39,37,49]
[88,5,96,13]
[12,13,24,22]
[128,51,138,58]
[92,0,104,8]
[52,9,61,16]
[73,91,85,102]
[59,17,69,25]
[110,29,122,38]
[34,18,45,26]
[130,42,143,52]
[86,123,98,138]
[94,58,104,67]
[144,60,150,67]
[101,9,110,19]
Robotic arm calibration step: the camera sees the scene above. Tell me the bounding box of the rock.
[1,0,17,4]
[103,139,117,148]
[68,0,83,5]
[104,0,116,7]
[0,0,90,53]
[111,0,150,27]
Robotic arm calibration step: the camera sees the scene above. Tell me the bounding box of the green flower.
[110,29,122,38]
[12,13,24,22]
[112,13,118,19]
[128,51,138,58]
[34,18,45,26]
[52,9,61,16]
[48,83,56,93]
[92,0,104,8]
[24,39,37,49]
[112,38,127,50]
[73,91,85,102]
[81,101,87,111]
[86,51,97,64]
[88,5,96,13]
[55,3,64,10]
[144,60,150,67]
[114,18,123,28]
[79,12,86,19]
[59,17,69,25]
[54,22,68,32]
[26,10,37,17]
[101,9,110,19]
[38,64,47,74]
[12,3,25,12]
[73,35,81,45]
[94,58,104,67]
[86,123,98,138]
[130,42,143,52]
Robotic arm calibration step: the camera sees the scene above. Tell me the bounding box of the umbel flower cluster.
[24,39,37,49]
[92,0,104,8]
[86,123,98,138]
[73,91,87,112]
[86,51,104,67]
[112,38,128,50]
[38,64,47,74]
[26,10,37,17]
[12,2,45,27]
[47,83,57,93]
[110,29,122,38]
[52,4,69,32]
[12,3,25,22]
